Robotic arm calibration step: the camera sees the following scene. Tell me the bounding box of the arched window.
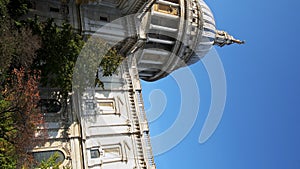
[33,150,65,164]
[39,99,62,113]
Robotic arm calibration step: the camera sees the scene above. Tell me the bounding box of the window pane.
[39,99,62,113]
[98,101,115,112]
[50,7,60,13]
[33,150,65,164]
[90,149,100,159]
[103,147,120,159]
[154,4,179,15]
[86,102,95,110]
[100,16,108,22]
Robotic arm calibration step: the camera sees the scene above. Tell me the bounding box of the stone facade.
[28,0,243,168]
[34,58,155,169]
[76,58,155,169]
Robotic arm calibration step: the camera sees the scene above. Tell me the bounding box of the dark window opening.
[148,33,175,41]
[90,149,100,159]
[100,16,108,22]
[39,99,62,113]
[139,69,161,76]
[145,42,173,51]
[165,0,179,3]
[50,7,60,13]
[33,150,65,164]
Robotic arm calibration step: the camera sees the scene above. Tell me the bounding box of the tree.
[0,68,44,168]
[27,18,84,97]
[0,2,43,168]
[37,152,61,169]
[7,0,31,20]
[0,99,17,169]
[0,1,125,168]
[0,0,9,22]
[74,36,124,92]
[28,18,124,95]
[0,8,41,74]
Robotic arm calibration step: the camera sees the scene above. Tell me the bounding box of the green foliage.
[27,18,124,94]
[27,18,84,96]
[0,0,9,21]
[0,2,42,167]
[37,152,61,169]
[0,100,17,142]
[34,152,72,169]
[0,11,41,74]
[0,68,42,168]
[0,139,17,169]
[74,36,124,91]
[100,48,124,77]
[0,100,17,169]
[0,0,31,24]
[0,1,41,168]
[0,1,124,168]
[7,0,30,20]
[0,0,37,70]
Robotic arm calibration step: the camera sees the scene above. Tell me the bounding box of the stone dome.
[135,0,217,81]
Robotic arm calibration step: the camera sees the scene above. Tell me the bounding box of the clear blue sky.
[141,0,300,169]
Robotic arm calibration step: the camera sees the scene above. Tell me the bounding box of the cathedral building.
[28,0,243,168]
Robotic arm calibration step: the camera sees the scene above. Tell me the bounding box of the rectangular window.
[50,7,60,13]
[97,99,116,114]
[90,149,101,159]
[86,101,95,110]
[153,4,179,16]
[33,150,65,163]
[103,147,121,159]
[100,16,109,22]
